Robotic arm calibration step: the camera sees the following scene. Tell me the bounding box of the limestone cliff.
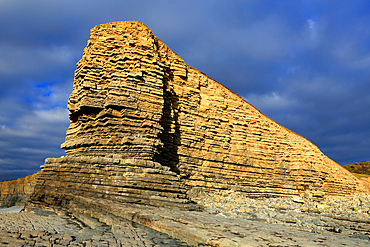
[0,173,38,207]
[31,21,368,209]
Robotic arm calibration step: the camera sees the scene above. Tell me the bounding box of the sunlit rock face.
[0,173,38,207]
[61,22,164,160]
[31,21,369,209]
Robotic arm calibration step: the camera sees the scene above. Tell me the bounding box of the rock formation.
[0,173,38,207]
[31,21,369,210]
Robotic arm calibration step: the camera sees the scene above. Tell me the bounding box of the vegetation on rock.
[343,161,370,181]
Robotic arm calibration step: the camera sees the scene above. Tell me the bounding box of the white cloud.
[296,18,326,50]
[244,92,295,111]
[40,46,74,65]
[0,107,69,138]
[352,55,370,69]
[210,14,293,61]
[307,19,318,40]
[34,79,73,109]
[289,76,346,97]
[332,40,370,69]
[212,16,325,62]
[35,107,69,124]
[0,158,17,166]
[0,43,75,76]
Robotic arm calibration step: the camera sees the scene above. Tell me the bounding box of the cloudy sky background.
[1,0,370,181]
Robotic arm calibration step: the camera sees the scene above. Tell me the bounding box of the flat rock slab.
[0,208,189,246]
[0,206,24,214]
[1,199,370,246]
[73,196,370,247]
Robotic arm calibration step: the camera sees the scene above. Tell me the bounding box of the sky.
[1,0,370,181]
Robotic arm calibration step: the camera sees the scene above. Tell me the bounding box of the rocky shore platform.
[0,205,189,247]
[1,192,369,246]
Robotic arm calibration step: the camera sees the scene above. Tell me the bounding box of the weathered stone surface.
[0,206,190,246]
[60,196,370,247]
[32,156,199,209]
[2,198,370,246]
[0,173,38,207]
[32,21,369,210]
[3,196,370,246]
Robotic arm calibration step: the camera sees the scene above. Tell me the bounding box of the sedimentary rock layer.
[0,173,38,207]
[32,156,198,209]
[32,21,368,209]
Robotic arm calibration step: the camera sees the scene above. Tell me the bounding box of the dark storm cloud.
[1,0,370,181]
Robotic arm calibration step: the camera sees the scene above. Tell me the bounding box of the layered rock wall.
[0,173,38,207]
[176,69,367,197]
[32,156,197,209]
[32,21,368,209]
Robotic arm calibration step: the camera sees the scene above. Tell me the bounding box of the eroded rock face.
[61,22,164,160]
[31,156,195,209]
[32,21,368,209]
[0,173,38,207]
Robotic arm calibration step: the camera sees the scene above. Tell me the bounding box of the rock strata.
[31,21,368,210]
[32,156,198,209]
[0,173,38,207]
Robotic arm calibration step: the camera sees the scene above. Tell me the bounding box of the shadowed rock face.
[31,21,368,209]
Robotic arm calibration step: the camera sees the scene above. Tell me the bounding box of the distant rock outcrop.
[0,173,38,207]
[343,161,370,184]
[343,161,370,175]
[30,21,369,210]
